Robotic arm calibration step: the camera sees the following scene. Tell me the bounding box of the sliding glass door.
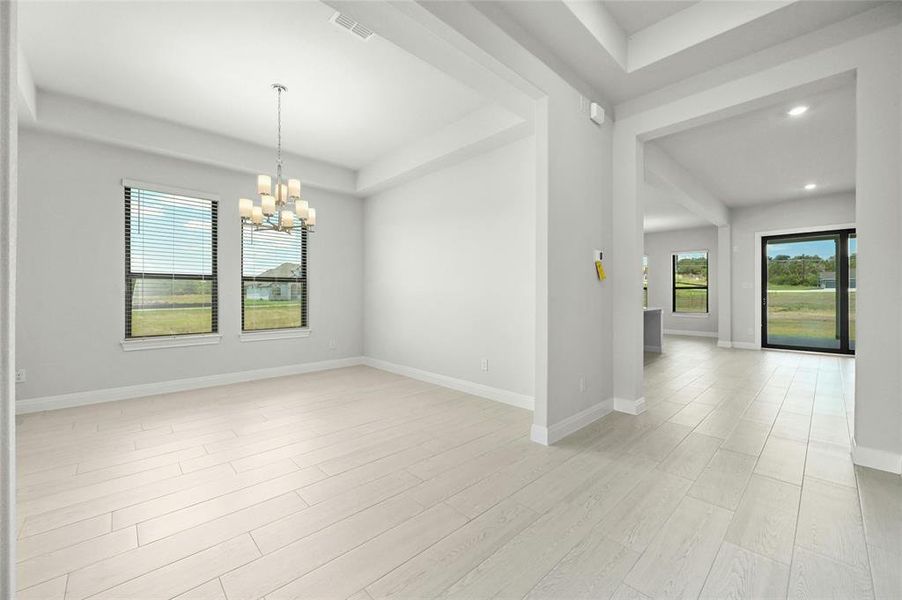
[762,229,855,354]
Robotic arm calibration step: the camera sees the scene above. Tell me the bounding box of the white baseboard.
[530,424,549,445]
[663,329,718,338]
[530,398,613,446]
[717,341,732,349]
[17,355,536,416]
[852,438,902,474]
[16,357,366,414]
[731,341,759,350]
[613,397,646,415]
[361,357,534,411]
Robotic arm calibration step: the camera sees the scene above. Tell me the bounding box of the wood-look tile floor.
[14,336,902,599]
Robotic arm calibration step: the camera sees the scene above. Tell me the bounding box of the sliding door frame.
[760,228,856,355]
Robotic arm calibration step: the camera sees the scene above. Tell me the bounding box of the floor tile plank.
[525,536,639,600]
[755,436,807,486]
[699,542,789,599]
[796,477,869,569]
[688,449,756,510]
[725,475,800,564]
[787,546,873,600]
[624,496,733,600]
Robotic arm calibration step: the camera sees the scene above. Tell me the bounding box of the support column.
[531,97,549,440]
[0,1,18,596]
[612,131,645,414]
[853,47,902,474]
[717,225,732,348]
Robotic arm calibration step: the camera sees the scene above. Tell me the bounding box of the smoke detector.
[331,12,374,41]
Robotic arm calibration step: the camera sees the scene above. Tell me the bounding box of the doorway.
[761,228,856,354]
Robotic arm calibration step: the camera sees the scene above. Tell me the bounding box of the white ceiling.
[17,0,490,169]
[483,1,888,106]
[602,1,697,35]
[650,81,855,207]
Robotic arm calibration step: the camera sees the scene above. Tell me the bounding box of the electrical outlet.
[15,369,25,383]
[480,358,488,372]
[579,377,587,392]
[328,339,337,350]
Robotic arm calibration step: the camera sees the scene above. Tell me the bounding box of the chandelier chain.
[276,85,283,176]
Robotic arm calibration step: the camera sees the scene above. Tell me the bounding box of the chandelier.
[239,83,315,233]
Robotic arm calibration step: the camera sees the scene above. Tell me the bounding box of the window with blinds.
[125,186,218,338]
[241,216,307,331]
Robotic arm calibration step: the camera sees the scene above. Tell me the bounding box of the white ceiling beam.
[16,46,35,122]
[560,0,627,71]
[628,1,795,72]
[357,105,530,196]
[322,0,536,120]
[644,143,728,226]
[417,0,615,115]
[27,91,358,196]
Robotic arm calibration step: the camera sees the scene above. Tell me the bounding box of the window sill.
[121,333,222,352]
[671,312,710,318]
[240,328,311,342]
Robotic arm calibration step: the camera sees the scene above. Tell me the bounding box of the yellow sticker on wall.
[595,260,606,281]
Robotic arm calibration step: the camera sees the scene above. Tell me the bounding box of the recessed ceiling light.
[804,183,817,190]
[788,105,809,117]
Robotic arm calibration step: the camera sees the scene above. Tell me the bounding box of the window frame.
[240,220,309,334]
[123,180,219,341]
[671,250,709,315]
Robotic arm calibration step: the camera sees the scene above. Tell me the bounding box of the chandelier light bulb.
[295,199,309,219]
[307,207,316,227]
[239,198,253,218]
[288,179,301,199]
[257,175,272,196]
[251,206,263,224]
[261,194,276,215]
[280,210,294,228]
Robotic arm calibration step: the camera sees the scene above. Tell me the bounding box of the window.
[242,216,307,331]
[672,251,708,313]
[642,255,649,309]
[125,186,218,338]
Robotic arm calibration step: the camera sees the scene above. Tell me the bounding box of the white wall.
[644,226,718,336]
[405,1,616,440]
[543,95,614,427]
[729,193,855,346]
[0,2,16,593]
[364,137,535,402]
[16,129,364,401]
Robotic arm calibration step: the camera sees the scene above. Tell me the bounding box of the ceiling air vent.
[331,12,375,41]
